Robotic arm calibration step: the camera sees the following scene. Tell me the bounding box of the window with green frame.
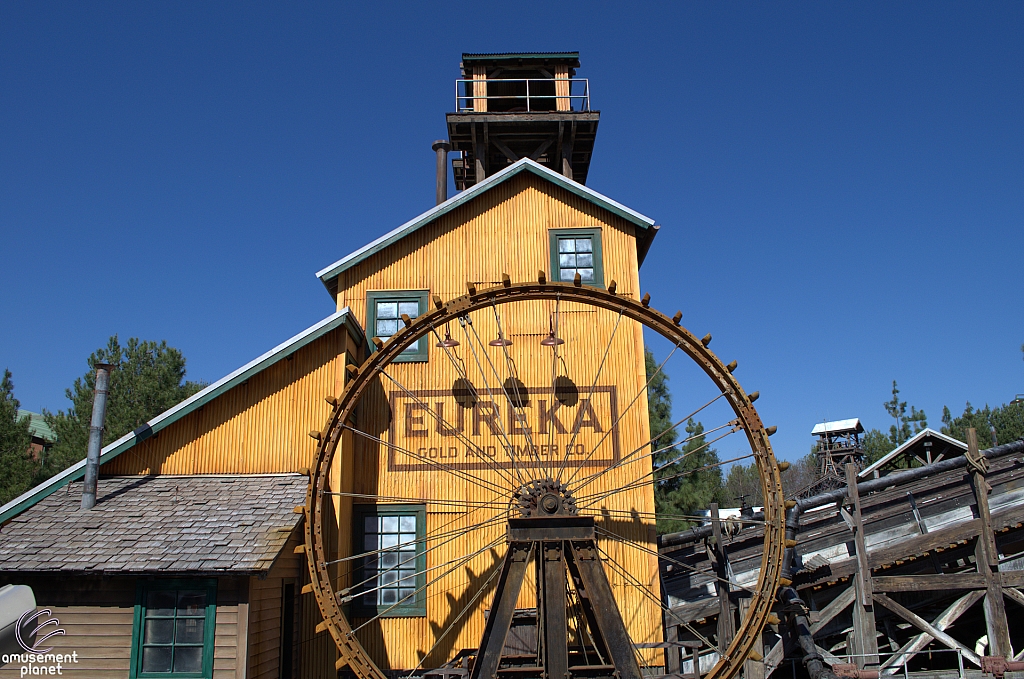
[549,228,604,286]
[130,579,217,679]
[352,504,426,617]
[366,290,429,362]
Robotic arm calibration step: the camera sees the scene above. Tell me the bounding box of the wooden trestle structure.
[659,434,1024,679]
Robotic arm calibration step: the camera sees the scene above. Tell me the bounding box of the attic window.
[366,291,429,363]
[550,228,604,287]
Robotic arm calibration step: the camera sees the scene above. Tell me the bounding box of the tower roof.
[811,418,864,435]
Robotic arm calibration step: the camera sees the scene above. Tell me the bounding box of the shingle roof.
[0,474,307,573]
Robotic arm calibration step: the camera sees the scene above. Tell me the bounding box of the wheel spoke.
[562,343,683,487]
[344,424,510,496]
[352,536,507,639]
[554,309,623,484]
[460,315,534,486]
[321,491,507,510]
[378,367,519,489]
[568,391,726,491]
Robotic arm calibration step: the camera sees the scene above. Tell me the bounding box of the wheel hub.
[515,478,578,517]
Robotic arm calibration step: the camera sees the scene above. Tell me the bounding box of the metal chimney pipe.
[431,140,451,205]
[81,363,114,510]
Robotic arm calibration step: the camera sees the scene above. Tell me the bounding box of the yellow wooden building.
[0,52,666,679]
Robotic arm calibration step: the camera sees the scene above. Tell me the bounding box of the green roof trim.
[0,308,365,525]
[17,410,56,443]
[316,158,656,294]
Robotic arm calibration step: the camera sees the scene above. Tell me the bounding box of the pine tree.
[883,380,927,447]
[0,370,36,504]
[37,336,205,482]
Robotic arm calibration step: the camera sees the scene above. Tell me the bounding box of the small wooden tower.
[809,418,866,491]
[446,52,600,190]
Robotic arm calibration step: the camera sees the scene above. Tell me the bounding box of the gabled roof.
[315,158,657,294]
[17,410,56,443]
[0,308,364,525]
[811,418,864,435]
[858,427,967,479]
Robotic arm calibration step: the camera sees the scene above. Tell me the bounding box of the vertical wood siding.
[331,173,663,670]
[100,328,355,477]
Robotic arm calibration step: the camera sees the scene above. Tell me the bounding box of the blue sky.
[2,2,1022,461]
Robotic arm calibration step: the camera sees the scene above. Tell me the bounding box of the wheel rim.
[305,280,786,679]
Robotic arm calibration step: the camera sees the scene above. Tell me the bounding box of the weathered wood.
[1002,587,1024,610]
[809,585,855,636]
[665,618,681,675]
[967,427,1011,658]
[880,590,983,673]
[236,578,250,679]
[846,463,879,666]
[711,503,735,654]
[872,574,987,592]
[872,592,981,667]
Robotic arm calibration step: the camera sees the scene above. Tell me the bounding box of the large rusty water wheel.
[304,277,785,679]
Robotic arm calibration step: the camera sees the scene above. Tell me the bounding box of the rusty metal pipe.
[432,140,450,205]
[81,363,114,510]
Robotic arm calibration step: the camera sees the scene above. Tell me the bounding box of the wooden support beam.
[872,592,981,667]
[1002,587,1024,610]
[762,635,785,676]
[872,573,987,592]
[710,503,735,655]
[809,585,856,636]
[879,590,983,674]
[737,597,764,679]
[528,137,555,161]
[846,463,879,666]
[664,616,681,675]
[492,138,519,162]
[967,427,1012,658]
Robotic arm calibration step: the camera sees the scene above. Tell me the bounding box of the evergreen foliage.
[36,336,205,483]
[884,380,927,447]
[941,401,1024,448]
[0,370,35,505]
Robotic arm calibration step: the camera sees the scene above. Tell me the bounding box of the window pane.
[380,589,398,605]
[575,238,592,253]
[399,588,415,600]
[558,253,575,268]
[398,301,419,318]
[177,591,205,616]
[381,570,398,585]
[176,617,205,644]
[144,618,174,644]
[381,534,399,548]
[381,516,399,533]
[559,268,575,280]
[376,319,398,337]
[576,253,593,267]
[401,338,420,354]
[364,534,377,551]
[399,516,416,532]
[146,590,175,617]
[558,238,575,253]
[376,302,398,319]
[173,646,204,673]
[142,646,172,673]
[381,552,399,568]
[579,268,595,281]
[364,516,377,533]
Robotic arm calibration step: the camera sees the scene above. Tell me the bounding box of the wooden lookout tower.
[808,418,866,493]
[447,52,600,190]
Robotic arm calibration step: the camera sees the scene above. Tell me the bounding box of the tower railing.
[455,78,590,112]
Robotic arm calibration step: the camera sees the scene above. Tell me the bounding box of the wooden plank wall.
[100,326,355,476]
[0,575,245,679]
[331,173,663,670]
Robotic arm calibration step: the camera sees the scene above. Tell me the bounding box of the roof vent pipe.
[432,140,451,205]
[81,363,114,510]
